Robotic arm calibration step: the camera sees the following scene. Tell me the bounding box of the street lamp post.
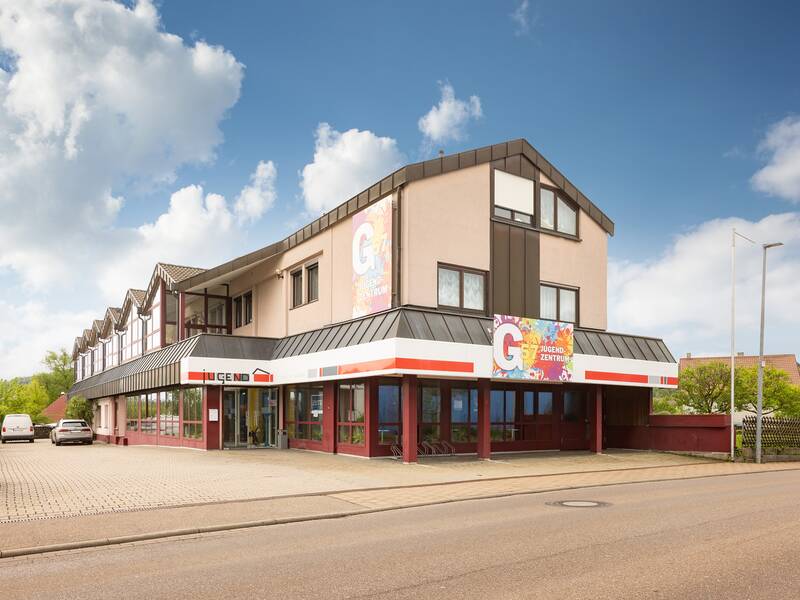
[755,242,783,464]
[730,229,754,461]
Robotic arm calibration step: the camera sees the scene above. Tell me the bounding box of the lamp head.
[763,242,784,250]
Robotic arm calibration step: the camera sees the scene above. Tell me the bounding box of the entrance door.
[560,390,589,450]
[223,388,278,448]
[222,389,249,448]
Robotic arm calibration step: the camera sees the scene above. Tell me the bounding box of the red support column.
[205,386,221,450]
[477,378,491,459]
[590,385,603,453]
[401,374,418,463]
[322,380,336,453]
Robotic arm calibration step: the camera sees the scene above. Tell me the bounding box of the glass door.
[222,388,249,448]
[257,388,278,447]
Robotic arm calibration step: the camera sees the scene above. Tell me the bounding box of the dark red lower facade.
[93,375,730,458]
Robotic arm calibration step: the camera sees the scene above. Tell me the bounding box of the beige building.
[70,139,695,460]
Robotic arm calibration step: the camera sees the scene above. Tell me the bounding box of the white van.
[1,414,34,443]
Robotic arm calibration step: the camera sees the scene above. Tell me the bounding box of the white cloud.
[418,82,482,148]
[0,300,96,379]
[510,0,531,36]
[609,213,800,359]
[751,116,800,203]
[0,0,244,288]
[300,123,405,214]
[234,160,277,224]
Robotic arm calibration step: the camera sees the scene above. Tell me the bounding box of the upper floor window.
[233,291,253,328]
[306,263,319,303]
[291,270,303,308]
[438,264,486,313]
[540,284,578,323]
[493,170,534,225]
[540,187,577,236]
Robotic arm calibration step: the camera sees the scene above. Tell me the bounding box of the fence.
[741,416,800,448]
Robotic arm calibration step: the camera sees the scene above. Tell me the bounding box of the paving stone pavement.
[0,439,778,525]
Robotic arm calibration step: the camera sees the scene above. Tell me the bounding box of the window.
[451,388,478,443]
[490,390,517,441]
[291,270,303,308]
[337,382,365,445]
[233,291,253,329]
[437,265,486,312]
[563,390,585,422]
[419,386,441,442]
[182,387,203,440]
[540,284,578,323]
[493,170,534,224]
[159,390,179,437]
[126,394,141,431]
[140,393,157,434]
[377,384,401,445]
[286,384,323,441]
[306,263,319,303]
[540,186,577,236]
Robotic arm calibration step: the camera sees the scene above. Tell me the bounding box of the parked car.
[1,414,35,443]
[50,419,93,446]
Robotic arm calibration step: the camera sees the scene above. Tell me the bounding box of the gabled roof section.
[99,307,122,338]
[178,138,613,292]
[143,262,207,310]
[119,289,147,325]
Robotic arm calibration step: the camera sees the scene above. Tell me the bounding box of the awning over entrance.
[71,335,277,400]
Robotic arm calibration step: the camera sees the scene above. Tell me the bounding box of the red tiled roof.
[41,393,68,422]
[679,354,800,386]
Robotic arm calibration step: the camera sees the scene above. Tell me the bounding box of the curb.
[3,464,798,560]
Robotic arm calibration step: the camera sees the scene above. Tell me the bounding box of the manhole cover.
[547,500,610,508]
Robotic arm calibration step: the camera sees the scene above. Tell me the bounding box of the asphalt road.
[4,470,800,599]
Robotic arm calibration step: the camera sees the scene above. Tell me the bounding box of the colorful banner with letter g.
[492,315,574,381]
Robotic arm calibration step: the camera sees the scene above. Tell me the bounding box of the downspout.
[393,185,403,308]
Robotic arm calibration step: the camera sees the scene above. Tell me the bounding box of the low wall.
[606,414,731,453]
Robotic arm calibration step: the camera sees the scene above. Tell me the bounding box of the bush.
[65,395,93,425]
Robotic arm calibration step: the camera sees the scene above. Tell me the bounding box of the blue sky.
[144,0,800,260]
[0,0,798,377]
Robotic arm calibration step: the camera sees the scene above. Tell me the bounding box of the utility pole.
[730,229,754,461]
[755,242,783,464]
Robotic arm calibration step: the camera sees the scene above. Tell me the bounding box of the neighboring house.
[679,353,800,386]
[41,393,68,422]
[68,138,716,460]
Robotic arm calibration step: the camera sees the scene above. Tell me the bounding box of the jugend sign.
[492,315,574,382]
[179,357,274,386]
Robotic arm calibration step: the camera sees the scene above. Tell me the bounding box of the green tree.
[675,362,730,414]
[65,395,93,424]
[734,365,800,417]
[652,388,683,414]
[0,378,50,422]
[35,349,74,403]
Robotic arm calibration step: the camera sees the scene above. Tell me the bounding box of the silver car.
[50,419,93,446]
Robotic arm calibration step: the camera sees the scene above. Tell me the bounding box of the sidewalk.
[3,458,797,558]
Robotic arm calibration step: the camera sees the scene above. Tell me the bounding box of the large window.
[490,390,517,441]
[286,384,323,441]
[494,170,535,225]
[437,264,486,312]
[451,387,478,443]
[182,387,203,439]
[291,270,303,308]
[306,263,319,303]
[233,291,253,329]
[141,393,157,434]
[377,384,401,445]
[126,396,139,432]
[540,284,578,323]
[337,382,365,445]
[159,390,179,436]
[540,186,577,236]
[419,385,441,442]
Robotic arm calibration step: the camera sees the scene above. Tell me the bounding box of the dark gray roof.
[71,308,674,400]
[272,307,675,363]
[70,334,277,400]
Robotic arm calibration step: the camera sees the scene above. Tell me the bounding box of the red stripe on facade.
[666,376,679,385]
[334,357,474,376]
[584,370,649,384]
[187,371,211,381]
[394,357,474,373]
[253,373,273,383]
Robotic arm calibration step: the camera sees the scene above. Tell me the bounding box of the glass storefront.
[222,387,279,448]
